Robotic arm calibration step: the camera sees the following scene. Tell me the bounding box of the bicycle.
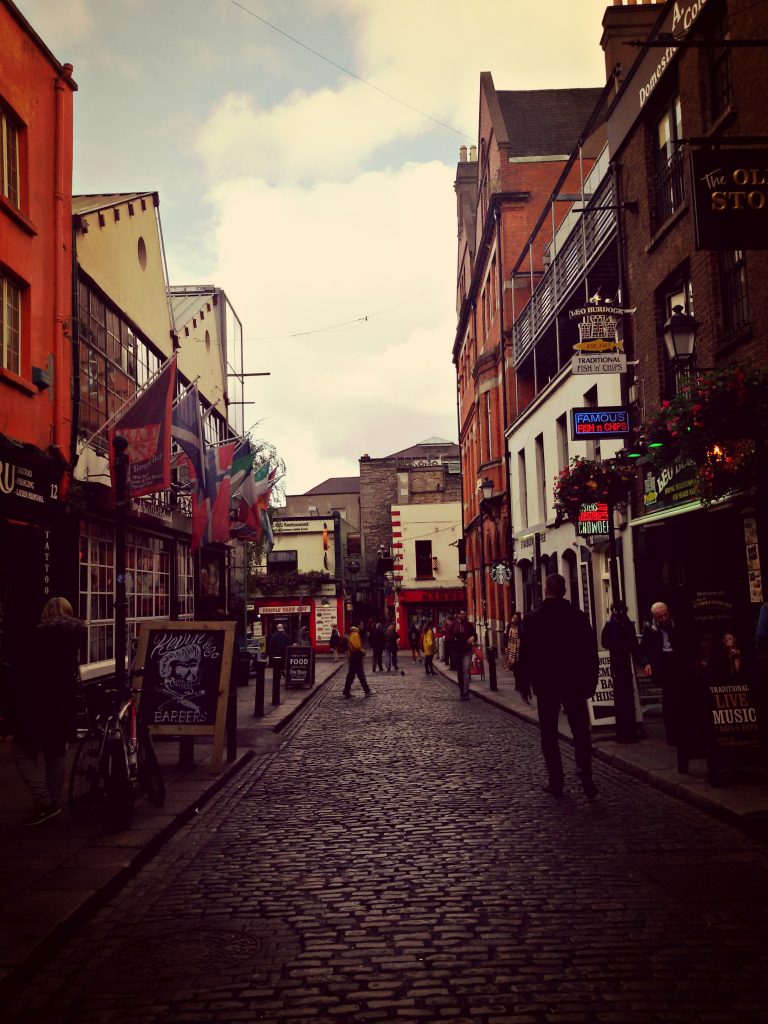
[69,678,165,831]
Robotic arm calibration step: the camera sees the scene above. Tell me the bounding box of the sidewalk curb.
[433,663,768,840]
[0,749,254,1008]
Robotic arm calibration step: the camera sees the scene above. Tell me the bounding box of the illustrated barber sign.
[133,620,235,772]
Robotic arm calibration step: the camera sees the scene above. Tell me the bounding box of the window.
[1,107,20,208]
[78,521,170,664]
[556,413,569,473]
[177,541,195,619]
[415,540,433,580]
[267,550,298,574]
[518,449,528,529]
[662,280,694,395]
[719,250,748,336]
[653,94,685,228]
[486,390,494,461]
[0,271,21,375]
[708,10,732,122]
[535,434,546,522]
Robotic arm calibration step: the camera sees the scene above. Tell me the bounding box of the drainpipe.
[52,64,75,483]
[494,204,516,618]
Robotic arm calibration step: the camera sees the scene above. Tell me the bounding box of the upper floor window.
[708,10,732,122]
[0,271,21,375]
[718,250,749,337]
[653,94,685,229]
[662,279,694,395]
[415,540,433,580]
[267,550,298,575]
[1,108,20,209]
[485,390,494,461]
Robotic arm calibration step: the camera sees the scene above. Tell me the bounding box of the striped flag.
[190,441,236,551]
[109,355,177,497]
[171,384,205,492]
[232,464,278,542]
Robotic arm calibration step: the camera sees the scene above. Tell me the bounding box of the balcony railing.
[512,173,618,367]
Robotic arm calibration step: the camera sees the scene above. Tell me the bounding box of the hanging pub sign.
[571,406,630,440]
[641,458,698,513]
[577,502,609,537]
[568,302,634,375]
[691,148,768,251]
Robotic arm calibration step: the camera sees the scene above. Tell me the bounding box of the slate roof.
[497,88,604,158]
[388,439,459,460]
[304,477,360,495]
[73,193,154,215]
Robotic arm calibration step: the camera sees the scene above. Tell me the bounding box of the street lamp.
[663,304,700,367]
[477,477,498,691]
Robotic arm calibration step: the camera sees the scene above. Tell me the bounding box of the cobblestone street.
[6,664,768,1023]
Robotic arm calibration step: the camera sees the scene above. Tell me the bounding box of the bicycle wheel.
[69,729,107,823]
[137,726,165,806]
[104,738,134,832]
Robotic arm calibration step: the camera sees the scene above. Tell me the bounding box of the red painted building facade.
[453,74,603,649]
[0,1,76,683]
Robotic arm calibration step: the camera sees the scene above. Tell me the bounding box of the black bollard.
[225,683,237,762]
[253,658,266,717]
[487,645,498,691]
[272,658,282,706]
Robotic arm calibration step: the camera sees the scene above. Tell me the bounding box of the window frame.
[1,105,21,210]
[652,92,685,230]
[0,270,22,376]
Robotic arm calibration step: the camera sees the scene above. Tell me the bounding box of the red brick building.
[453,74,603,648]
[0,1,76,676]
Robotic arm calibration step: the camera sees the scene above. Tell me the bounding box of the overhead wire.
[226,0,473,141]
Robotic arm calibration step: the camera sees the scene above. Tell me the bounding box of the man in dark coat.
[369,622,386,673]
[268,623,291,686]
[601,603,641,743]
[517,574,599,799]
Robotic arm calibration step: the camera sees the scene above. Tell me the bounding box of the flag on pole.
[232,463,277,540]
[171,384,206,492]
[109,356,177,497]
[229,438,255,497]
[190,441,237,551]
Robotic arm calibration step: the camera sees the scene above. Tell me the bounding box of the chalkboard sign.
[285,645,314,688]
[708,680,762,764]
[134,620,235,773]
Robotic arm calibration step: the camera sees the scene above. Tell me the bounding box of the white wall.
[393,501,462,586]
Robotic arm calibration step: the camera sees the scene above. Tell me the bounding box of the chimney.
[459,145,467,162]
[469,145,477,162]
[600,1,664,85]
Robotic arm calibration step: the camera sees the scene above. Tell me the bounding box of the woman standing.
[506,612,523,679]
[384,623,400,673]
[422,621,436,676]
[13,597,85,825]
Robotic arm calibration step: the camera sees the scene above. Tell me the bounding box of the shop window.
[415,540,433,580]
[1,106,20,209]
[652,93,685,229]
[267,549,298,574]
[177,541,195,619]
[718,250,749,337]
[0,271,21,375]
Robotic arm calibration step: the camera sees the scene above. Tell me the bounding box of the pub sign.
[691,147,768,251]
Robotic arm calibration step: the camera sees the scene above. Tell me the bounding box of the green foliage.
[553,456,636,524]
[250,570,328,596]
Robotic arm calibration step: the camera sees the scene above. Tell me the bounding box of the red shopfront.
[389,587,467,639]
[253,595,345,651]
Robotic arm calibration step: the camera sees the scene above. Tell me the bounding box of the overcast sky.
[21,0,611,494]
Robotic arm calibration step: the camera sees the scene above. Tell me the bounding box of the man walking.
[451,610,477,701]
[517,574,599,799]
[268,623,291,687]
[343,623,372,698]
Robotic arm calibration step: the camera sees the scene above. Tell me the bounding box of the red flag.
[189,442,236,551]
[109,356,177,498]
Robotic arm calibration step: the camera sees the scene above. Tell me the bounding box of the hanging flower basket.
[644,365,768,504]
[553,456,636,524]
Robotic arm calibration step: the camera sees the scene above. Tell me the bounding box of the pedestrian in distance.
[369,622,386,673]
[639,600,695,772]
[268,623,291,686]
[443,614,456,670]
[12,597,86,826]
[422,620,436,676]
[451,610,477,701]
[506,611,523,684]
[517,574,599,799]
[601,602,642,743]
[329,625,342,662]
[343,623,372,697]
[409,622,422,662]
[384,623,400,673]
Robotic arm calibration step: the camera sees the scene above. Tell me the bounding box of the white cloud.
[21,0,92,48]
[189,161,458,491]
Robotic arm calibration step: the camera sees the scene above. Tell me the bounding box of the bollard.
[225,683,237,762]
[272,658,282,706]
[253,658,266,717]
[487,644,498,691]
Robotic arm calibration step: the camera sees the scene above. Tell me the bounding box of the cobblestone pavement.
[5,664,768,1023]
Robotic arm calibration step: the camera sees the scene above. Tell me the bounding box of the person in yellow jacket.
[422,621,436,676]
[343,624,372,697]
